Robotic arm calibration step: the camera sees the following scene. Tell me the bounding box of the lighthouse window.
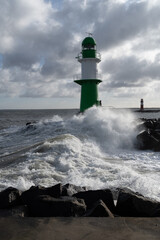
[87,44,93,48]
[83,45,95,50]
[88,44,95,48]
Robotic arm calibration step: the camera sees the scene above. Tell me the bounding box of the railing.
[73,73,102,81]
[76,52,101,60]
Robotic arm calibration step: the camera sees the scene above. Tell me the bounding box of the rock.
[111,187,143,201]
[21,184,62,205]
[21,186,44,205]
[62,183,87,196]
[0,205,28,217]
[10,205,28,217]
[136,118,160,151]
[45,184,62,197]
[73,189,115,213]
[26,121,37,130]
[0,187,22,209]
[85,200,114,217]
[116,189,160,217]
[28,195,86,217]
[143,119,155,129]
[136,130,160,150]
[26,122,32,126]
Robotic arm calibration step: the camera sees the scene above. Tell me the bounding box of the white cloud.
[0,0,160,107]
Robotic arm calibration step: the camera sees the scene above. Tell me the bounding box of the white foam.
[67,106,138,153]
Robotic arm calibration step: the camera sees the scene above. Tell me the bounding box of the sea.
[0,107,160,201]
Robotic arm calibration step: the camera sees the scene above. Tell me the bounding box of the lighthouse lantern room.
[74,35,102,112]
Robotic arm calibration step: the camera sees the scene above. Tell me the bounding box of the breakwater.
[0,183,160,218]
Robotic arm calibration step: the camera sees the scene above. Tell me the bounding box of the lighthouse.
[74,35,102,112]
[140,99,144,111]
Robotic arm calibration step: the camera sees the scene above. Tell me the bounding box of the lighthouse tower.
[140,98,144,111]
[74,35,102,112]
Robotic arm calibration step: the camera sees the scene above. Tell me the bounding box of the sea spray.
[67,106,138,153]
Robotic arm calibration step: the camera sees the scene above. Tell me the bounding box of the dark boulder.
[0,205,28,217]
[151,131,160,151]
[62,183,87,196]
[111,187,143,201]
[139,118,160,131]
[21,184,62,205]
[136,118,160,151]
[116,189,160,217]
[0,187,22,209]
[73,189,115,213]
[26,121,37,130]
[26,122,32,126]
[143,119,155,129]
[85,200,114,217]
[136,130,160,150]
[45,184,62,197]
[28,195,86,217]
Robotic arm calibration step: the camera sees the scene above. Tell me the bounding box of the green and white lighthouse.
[74,35,102,112]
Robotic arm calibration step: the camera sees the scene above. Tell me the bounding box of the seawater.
[0,107,160,201]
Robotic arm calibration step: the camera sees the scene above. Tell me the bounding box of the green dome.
[82,37,96,47]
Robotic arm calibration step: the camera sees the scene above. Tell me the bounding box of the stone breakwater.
[0,184,160,218]
[137,118,160,151]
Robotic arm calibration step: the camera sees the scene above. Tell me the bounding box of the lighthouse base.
[74,79,102,112]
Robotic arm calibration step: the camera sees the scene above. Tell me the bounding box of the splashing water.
[68,107,137,152]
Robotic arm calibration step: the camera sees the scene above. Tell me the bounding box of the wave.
[0,107,160,201]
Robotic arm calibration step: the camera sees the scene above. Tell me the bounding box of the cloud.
[94,0,160,50]
[0,0,160,107]
[101,55,160,88]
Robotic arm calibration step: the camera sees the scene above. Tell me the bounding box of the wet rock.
[137,130,160,150]
[26,121,37,130]
[85,200,114,217]
[21,184,62,205]
[26,122,32,126]
[143,119,155,129]
[26,121,37,126]
[11,205,28,217]
[136,118,160,151]
[45,184,62,197]
[28,195,86,217]
[73,189,115,213]
[62,183,87,196]
[116,189,160,217]
[111,187,143,201]
[0,187,22,209]
[0,205,28,217]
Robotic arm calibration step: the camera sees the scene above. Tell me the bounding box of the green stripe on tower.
[74,79,102,112]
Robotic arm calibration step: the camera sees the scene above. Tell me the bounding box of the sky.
[1,0,160,109]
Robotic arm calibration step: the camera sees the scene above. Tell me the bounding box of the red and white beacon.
[140,99,144,111]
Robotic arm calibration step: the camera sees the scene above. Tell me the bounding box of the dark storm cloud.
[94,1,160,50]
[3,51,38,70]
[101,55,160,89]
[0,0,160,100]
